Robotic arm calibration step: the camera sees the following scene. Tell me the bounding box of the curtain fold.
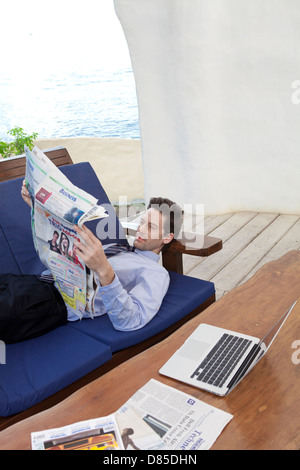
[115,0,300,214]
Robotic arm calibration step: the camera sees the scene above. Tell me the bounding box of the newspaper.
[24,145,108,319]
[30,407,167,452]
[115,404,168,450]
[31,380,233,450]
[31,414,123,450]
[125,379,233,451]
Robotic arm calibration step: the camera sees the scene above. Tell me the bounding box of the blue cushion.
[69,271,215,352]
[0,325,112,416]
[0,161,216,417]
[0,226,21,275]
[0,177,43,275]
[59,163,128,246]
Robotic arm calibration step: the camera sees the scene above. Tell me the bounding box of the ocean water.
[0,66,140,142]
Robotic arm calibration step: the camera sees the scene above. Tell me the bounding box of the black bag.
[0,274,67,344]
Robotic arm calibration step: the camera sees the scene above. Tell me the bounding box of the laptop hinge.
[227,344,262,390]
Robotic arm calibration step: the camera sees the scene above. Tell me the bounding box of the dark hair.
[59,232,70,254]
[147,197,184,251]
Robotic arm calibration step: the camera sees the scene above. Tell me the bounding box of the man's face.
[134,208,173,254]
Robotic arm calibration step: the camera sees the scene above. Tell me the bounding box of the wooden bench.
[162,232,222,274]
[125,222,222,274]
[0,146,73,182]
[0,145,222,273]
[1,145,222,274]
[0,151,222,431]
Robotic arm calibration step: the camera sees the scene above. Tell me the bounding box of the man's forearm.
[95,262,115,286]
[98,275,144,331]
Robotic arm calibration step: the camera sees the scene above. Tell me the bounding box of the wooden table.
[1,250,300,450]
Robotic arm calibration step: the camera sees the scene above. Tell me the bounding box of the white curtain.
[114,0,300,215]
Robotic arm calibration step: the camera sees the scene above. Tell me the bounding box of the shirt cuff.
[96,273,123,313]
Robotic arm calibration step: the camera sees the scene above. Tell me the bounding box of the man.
[48,230,60,253]
[21,181,183,332]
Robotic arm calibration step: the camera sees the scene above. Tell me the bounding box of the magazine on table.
[31,379,233,450]
[31,414,123,450]
[24,145,108,319]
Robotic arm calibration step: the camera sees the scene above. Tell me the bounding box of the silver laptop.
[160,301,297,396]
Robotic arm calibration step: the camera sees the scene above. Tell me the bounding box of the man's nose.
[137,222,147,237]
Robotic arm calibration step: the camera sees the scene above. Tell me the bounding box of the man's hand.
[73,225,115,286]
[21,180,32,207]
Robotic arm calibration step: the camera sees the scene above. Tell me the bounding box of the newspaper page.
[31,414,123,450]
[125,379,233,450]
[30,380,233,450]
[24,145,108,319]
[116,404,168,451]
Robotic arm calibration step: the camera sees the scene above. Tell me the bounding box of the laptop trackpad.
[178,339,211,361]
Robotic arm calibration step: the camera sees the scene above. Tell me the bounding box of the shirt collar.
[134,248,160,263]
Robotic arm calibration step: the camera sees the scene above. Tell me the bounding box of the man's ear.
[163,232,174,246]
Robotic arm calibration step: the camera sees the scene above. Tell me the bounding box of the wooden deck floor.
[182,212,300,300]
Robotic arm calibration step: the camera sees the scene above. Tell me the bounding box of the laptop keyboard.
[190,333,252,388]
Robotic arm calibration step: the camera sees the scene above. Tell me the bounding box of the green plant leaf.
[0,127,39,158]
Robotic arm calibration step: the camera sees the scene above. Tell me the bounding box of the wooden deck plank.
[182,213,232,273]
[205,212,258,242]
[239,216,300,286]
[210,214,299,293]
[125,208,299,302]
[183,212,245,274]
[195,212,234,235]
[186,212,278,280]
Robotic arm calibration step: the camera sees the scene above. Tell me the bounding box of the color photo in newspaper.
[24,145,108,319]
[31,414,123,450]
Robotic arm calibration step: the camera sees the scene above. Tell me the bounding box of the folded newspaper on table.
[31,379,233,450]
[24,145,108,319]
[122,379,233,451]
[31,379,233,451]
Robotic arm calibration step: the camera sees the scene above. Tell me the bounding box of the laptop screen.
[260,301,297,351]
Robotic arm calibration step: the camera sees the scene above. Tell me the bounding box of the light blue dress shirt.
[66,248,170,331]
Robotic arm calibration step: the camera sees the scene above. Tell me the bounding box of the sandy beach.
[36,137,144,205]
